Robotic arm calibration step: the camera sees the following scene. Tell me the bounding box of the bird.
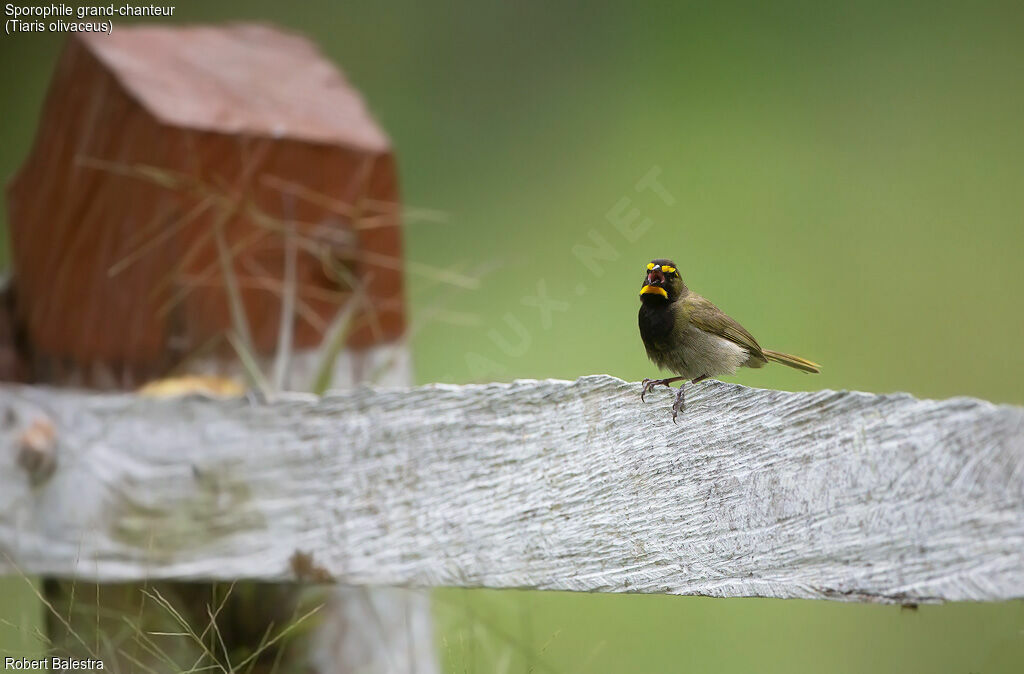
[638,258,819,421]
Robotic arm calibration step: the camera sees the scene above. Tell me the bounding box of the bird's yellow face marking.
[646,262,677,275]
[640,285,668,298]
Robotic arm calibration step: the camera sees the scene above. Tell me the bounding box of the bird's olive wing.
[682,294,766,359]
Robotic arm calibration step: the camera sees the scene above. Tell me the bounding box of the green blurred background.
[2,1,1023,671]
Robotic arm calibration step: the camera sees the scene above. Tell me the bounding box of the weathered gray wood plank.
[1,376,1022,603]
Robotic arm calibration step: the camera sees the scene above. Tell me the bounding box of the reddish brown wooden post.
[6,24,407,389]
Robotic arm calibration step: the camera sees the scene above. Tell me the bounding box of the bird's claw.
[640,377,690,422]
[671,386,686,424]
[640,378,669,403]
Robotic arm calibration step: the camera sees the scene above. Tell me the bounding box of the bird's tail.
[763,349,820,373]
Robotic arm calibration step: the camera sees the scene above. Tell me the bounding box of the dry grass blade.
[177,271,349,305]
[261,174,450,228]
[260,174,360,219]
[0,618,51,647]
[206,606,233,674]
[309,281,365,395]
[108,196,215,277]
[94,627,139,674]
[241,621,276,674]
[226,331,272,397]
[230,603,323,673]
[204,266,330,333]
[374,252,481,290]
[272,215,297,391]
[412,307,481,328]
[93,576,99,659]
[76,157,196,191]
[196,583,236,646]
[213,209,254,359]
[182,583,236,674]
[367,201,451,225]
[141,589,227,674]
[115,647,173,674]
[239,197,480,290]
[154,226,270,317]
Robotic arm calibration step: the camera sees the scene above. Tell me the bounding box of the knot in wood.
[16,415,57,485]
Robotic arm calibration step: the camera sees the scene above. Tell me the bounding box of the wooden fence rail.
[1,376,1022,604]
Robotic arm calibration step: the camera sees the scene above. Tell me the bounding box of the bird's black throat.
[638,298,674,345]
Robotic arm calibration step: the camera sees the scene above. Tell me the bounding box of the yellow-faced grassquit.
[638,258,819,421]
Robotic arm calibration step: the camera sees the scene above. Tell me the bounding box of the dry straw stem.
[80,157,479,290]
[2,550,323,674]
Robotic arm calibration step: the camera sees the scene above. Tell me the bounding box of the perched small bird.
[638,258,819,421]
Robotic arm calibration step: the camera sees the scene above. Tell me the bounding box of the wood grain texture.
[1,376,1022,603]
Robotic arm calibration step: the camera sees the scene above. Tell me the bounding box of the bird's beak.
[640,284,668,298]
[641,267,668,298]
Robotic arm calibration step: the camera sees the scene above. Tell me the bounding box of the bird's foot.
[671,385,686,424]
[641,377,674,402]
